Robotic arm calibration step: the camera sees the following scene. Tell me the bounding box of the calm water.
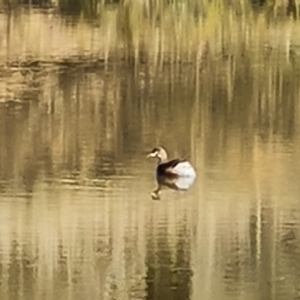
[1,6,300,300]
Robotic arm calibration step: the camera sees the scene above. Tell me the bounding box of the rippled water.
[1,6,300,300]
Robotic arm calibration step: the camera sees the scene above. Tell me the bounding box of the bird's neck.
[157,157,167,164]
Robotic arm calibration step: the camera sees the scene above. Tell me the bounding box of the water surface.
[0,5,300,300]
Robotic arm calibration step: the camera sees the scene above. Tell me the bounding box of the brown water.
[1,6,300,300]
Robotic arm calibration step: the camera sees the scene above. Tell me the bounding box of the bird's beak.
[147,152,158,158]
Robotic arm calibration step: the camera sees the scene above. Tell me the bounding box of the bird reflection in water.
[151,174,196,200]
[147,147,197,200]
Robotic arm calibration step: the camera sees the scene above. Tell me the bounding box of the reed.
[0,0,298,67]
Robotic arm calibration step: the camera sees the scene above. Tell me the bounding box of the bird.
[147,147,196,178]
